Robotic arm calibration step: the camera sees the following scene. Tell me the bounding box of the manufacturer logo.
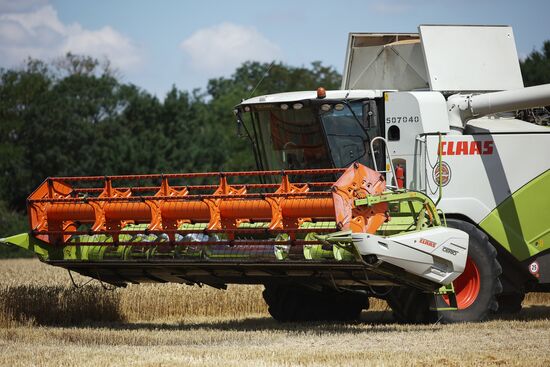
[439,140,494,156]
[442,247,458,256]
[432,161,451,187]
[419,238,437,248]
[529,261,540,275]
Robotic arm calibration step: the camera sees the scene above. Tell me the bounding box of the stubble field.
[0,258,549,366]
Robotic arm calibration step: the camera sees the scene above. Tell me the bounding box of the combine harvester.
[2,25,550,323]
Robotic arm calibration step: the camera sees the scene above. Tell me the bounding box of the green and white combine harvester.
[2,25,549,323]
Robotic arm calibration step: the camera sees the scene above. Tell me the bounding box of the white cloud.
[180,22,282,75]
[0,4,142,72]
[61,25,141,70]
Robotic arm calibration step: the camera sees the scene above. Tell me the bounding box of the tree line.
[0,42,548,257]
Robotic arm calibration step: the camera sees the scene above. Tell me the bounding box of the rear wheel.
[387,219,502,323]
[263,285,368,322]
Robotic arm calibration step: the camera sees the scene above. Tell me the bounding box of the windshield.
[244,100,376,172]
[319,102,369,167]
[253,105,331,170]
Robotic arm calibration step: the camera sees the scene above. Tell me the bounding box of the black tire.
[386,286,432,324]
[263,285,368,322]
[495,292,525,314]
[387,219,503,323]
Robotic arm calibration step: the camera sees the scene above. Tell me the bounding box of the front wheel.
[387,219,503,323]
[263,285,368,322]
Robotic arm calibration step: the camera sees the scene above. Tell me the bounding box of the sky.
[0,0,549,98]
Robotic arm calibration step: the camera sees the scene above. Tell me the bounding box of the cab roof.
[238,89,384,106]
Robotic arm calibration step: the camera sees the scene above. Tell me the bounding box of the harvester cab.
[234,89,385,173]
[2,25,549,323]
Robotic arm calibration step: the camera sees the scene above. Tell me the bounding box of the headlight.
[320,104,332,112]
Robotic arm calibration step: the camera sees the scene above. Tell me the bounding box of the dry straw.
[0,259,546,327]
[0,259,270,325]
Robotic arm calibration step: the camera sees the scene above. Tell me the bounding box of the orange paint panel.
[219,199,272,219]
[46,203,95,221]
[161,201,211,221]
[281,198,334,218]
[104,202,152,221]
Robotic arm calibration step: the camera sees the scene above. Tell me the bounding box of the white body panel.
[384,91,450,190]
[419,25,523,91]
[353,227,468,285]
[421,132,550,222]
[467,117,550,133]
[383,92,550,222]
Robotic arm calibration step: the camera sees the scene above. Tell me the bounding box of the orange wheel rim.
[443,256,480,309]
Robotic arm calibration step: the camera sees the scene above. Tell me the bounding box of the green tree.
[0,59,52,210]
[521,41,550,86]
[0,200,32,257]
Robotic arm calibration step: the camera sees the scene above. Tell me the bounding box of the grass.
[0,258,549,366]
